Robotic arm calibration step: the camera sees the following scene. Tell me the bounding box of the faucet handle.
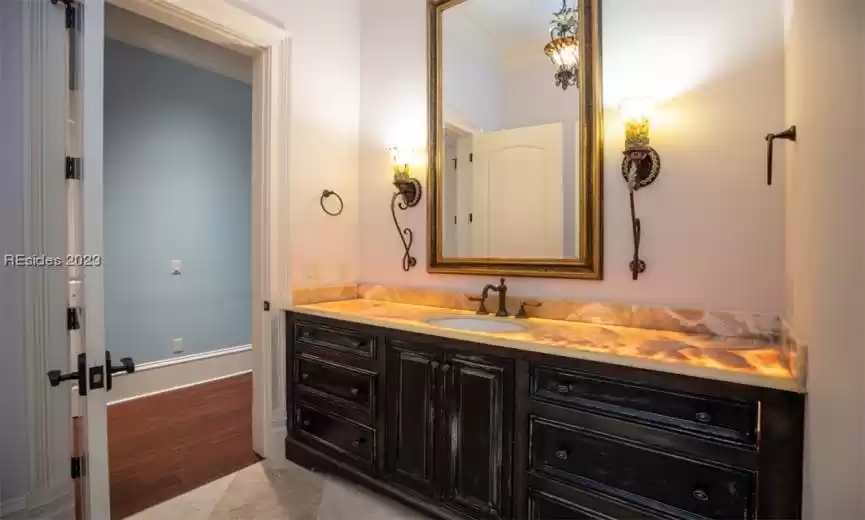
[468,296,489,315]
[516,300,542,319]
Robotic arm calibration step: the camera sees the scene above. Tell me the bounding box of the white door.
[64,0,114,518]
[472,123,564,258]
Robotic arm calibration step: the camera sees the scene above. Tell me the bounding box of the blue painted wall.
[104,38,252,364]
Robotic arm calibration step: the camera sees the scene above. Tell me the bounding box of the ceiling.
[442,0,573,65]
[445,0,570,46]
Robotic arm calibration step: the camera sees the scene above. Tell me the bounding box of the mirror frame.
[426,0,603,279]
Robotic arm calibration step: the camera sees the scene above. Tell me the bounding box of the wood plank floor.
[108,372,260,519]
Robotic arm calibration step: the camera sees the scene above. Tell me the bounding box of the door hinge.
[469,153,473,163]
[65,157,81,180]
[469,213,473,223]
[65,3,76,29]
[71,456,82,479]
[51,0,77,29]
[67,307,80,330]
[263,301,271,311]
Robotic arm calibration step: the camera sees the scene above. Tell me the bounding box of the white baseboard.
[266,425,288,460]
[0,485,72,520]
[107,344,252,405]
[0,496,26,518]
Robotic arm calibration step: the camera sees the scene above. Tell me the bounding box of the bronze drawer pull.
[556,383,571,395]
[352,437,366,448]
[301,419,311,427]
[301,372,309,381]
[555,449,569,461]
[350,387,360,396]
[693,488,709,502]
[695,412,711,423]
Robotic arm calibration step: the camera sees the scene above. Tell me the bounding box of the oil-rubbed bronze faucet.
[470,278,509,317]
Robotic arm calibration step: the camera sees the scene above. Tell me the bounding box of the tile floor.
[128,459,429,520]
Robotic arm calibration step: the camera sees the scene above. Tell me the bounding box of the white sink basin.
[426,316,527,334]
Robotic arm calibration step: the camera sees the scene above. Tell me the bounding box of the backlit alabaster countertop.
[291,299,803,393]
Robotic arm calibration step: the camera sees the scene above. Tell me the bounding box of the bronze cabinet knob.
[301,372,309,381]
[695,412,711,423]
[556,383,571,395]
[555,449,569,461]
[350,387,360,396]
[352,437,366,448]
[693,488,709,502]
[301,419,311,427]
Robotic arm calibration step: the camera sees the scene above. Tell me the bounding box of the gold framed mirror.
[427,0,603,279]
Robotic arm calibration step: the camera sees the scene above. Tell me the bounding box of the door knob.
[47,353,88,396]
[105,351,135,392]
[47,370,78,386]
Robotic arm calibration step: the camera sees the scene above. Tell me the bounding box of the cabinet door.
[385,340,442,497]
[444,354,514,520]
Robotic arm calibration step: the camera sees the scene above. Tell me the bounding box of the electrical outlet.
[173,338,184,353]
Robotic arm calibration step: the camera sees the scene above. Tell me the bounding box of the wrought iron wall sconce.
[620,99,661,280]
[390,147,423,271]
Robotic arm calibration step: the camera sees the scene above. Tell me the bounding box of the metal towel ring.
[320,190,344,217]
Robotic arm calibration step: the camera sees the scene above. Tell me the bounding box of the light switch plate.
[171,260,182,275]
[173,338,184,353]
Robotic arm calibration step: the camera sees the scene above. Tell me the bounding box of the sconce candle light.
[620,98,661,280]
[389,147,423,271]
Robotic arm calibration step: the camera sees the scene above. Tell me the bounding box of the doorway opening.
[100,5,257,517]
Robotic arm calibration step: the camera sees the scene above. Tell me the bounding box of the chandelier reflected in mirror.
[543,0,580,90]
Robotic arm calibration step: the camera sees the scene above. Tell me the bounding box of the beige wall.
[243,0,361,290]
[359,0,787,314]
[784,0,865,517]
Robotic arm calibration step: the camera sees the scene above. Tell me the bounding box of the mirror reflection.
[440,0,582,260]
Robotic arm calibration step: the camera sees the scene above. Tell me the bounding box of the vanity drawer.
[294,321,376,359]
[295,354,375,412]
[528,483,661,520]
[295,404,376,466]
[530,416,756,519]
[532,365,757,445]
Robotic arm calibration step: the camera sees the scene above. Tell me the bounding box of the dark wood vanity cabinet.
[285,313,805,520]
[385,339,514,520]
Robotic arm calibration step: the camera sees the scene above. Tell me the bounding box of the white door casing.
[105,0,292,460]
[455,135,475,258]
[18,0,75,518]
[442,134,459,257]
